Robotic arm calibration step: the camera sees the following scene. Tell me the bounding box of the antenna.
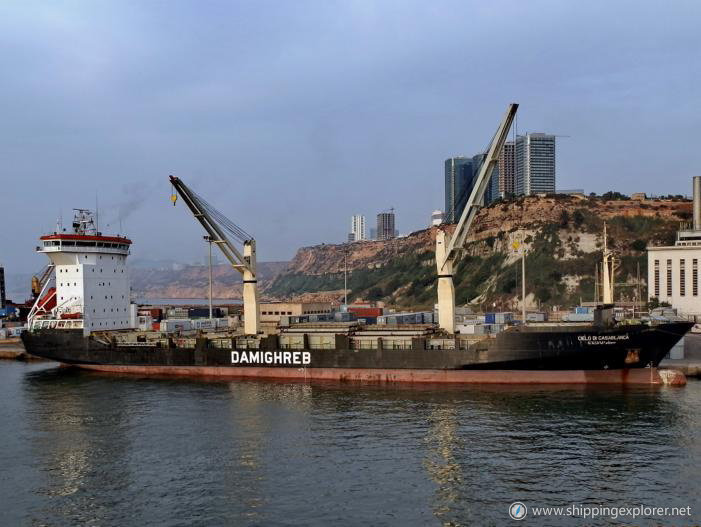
[95,193,99,234]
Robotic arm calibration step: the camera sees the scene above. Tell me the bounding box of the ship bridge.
[28,210,136,335]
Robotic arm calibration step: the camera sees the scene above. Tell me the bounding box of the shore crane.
[436,103,518,333]
[169,175,260,335]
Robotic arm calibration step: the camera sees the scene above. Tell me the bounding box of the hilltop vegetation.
[266,194,687,310]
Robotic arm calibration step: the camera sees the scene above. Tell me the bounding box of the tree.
[601,191,630,200]
[647,297,672,310]
[559,210,570,228]
[631,239,647,252]
[366,287,384,301]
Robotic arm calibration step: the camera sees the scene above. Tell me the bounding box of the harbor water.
[1,361,700,526]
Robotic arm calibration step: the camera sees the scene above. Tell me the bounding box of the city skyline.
[1,1,700,273]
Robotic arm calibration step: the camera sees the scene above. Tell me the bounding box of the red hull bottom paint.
[73,364,680,385]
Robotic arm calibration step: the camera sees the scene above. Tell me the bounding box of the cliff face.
[268,196,690,308]
[287,226,452,275]
[131,261,288,299]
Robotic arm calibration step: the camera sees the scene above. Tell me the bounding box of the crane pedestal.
[436,230,456,334]
[242,240,260,335]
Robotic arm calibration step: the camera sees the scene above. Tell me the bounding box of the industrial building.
[515,133,556,196]
[260,301,333,323]
[647,177,701,316]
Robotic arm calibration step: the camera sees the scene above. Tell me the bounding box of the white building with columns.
[647,177,701,317]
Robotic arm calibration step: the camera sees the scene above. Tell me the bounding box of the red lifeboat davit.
[36,287,57,313]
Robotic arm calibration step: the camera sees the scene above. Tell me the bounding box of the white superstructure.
[29,209,135,335]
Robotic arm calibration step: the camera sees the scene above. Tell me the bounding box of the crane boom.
[169,175,260,335]
[441,103,518,269]
[436,103,518,333]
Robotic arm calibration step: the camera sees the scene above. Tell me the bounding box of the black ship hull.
[21,322,692,384]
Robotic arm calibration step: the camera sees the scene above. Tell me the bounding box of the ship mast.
[169,176,260,335]
[601,222,616,304]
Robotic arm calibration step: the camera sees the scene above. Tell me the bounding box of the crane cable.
[189,189,253,244]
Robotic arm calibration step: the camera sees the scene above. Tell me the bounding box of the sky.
[1,0,700,275]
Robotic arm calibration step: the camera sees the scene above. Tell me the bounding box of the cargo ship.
[21,208,692,385]
[18,107,695,385]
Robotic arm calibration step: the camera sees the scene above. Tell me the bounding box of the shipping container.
[334,312,355,322]
[526,312,547,322]
[0,307,17,318]
[348,307,384,317]
[562,313,594,322]
[486,312,513,324]
[160,319,192,332]
[137,315,153,331]
[456,324,485,335]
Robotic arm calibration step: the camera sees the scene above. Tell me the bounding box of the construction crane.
[169,175,260,335]
[436,103,518,333]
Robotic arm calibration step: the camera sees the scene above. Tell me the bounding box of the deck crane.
[436,103,518,333]
[169,175,260,335]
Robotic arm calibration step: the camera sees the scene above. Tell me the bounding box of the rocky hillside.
[131,261,288,299]
[267,195,690,309]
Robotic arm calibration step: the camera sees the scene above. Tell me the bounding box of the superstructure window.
[666,259,672,297]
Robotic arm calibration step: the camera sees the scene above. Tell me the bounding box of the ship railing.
[211,338,234,349]
[427,339,456,350]
[306,334,335,349]
[236,337,260,350]
[350,338,378,350]
[382,339,413,350]
[30,318,84,331]
[307,343,335,350]
[280,343,305,350]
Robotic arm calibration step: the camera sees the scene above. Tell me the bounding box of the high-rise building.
[515,133,556,196]
[498,141,515,198]
[376,210,396,241]
[472,152,501,206]
[350,214,366,242]
[444,157,475,223]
